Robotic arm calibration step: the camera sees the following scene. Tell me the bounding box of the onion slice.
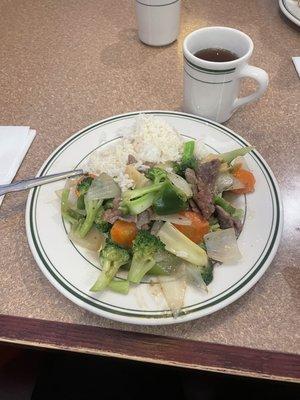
[184,263,208,292]
[157,222,208,266]
[68,225,105,252]
[204,228,242,263]
[215,172,245,193]
[64,176,79,189]
[215,173,234,193]
[158,269,186,318]
[152,214,191,226]
[168,172,193,198]
[230,176,246,190]
[86,173,121,201]
[231,156,249,171]
[125,165,149,188]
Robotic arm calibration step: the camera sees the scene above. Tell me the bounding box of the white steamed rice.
[88,114,184,190]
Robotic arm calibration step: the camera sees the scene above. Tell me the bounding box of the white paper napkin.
[0,126,36,206]
[292,57,300,78]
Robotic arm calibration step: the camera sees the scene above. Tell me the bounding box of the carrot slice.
[231,167,256,195]
[110,220,138,248]
[173,211,209,244]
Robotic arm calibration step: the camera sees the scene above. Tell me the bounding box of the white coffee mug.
[183,27,269,123]
[135,0,181,46]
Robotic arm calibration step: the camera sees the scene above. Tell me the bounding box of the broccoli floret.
[128,230,165,283]
[76,175,94,210]
[76,176,94,196]
[94,206,111,233]
[200,261,214,285]
[145,167,167,184]
[174,141,197,176]
[61,189,84,224]
[119,182,164,215]
[90,242,130,292]
[95,220,111,234]
[77,197,103,238]
[108,279,130,295]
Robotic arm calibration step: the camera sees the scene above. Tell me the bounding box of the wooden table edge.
[0,314,299,383]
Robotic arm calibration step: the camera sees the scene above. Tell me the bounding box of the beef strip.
[136,209,153,229]
[195,159,221,191]
[215,205,242,236]
[102,208,122,224]
[185,168,215,220]
[102,196,138,224]
[102,209,138,225]
[150,220,163,235]
[188,198,201,215]
[143,161,155,168]
[102,196,122,223]
[127,154,137,165]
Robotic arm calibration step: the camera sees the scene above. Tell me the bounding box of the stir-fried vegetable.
[78,197,103,238]
[75,175,94,210]
[173,211,210,243]
[76,175,94,209]
[158,272,186,317]
[94,207,111,233]
[231,167,256,194]
[120,181,164,215]
[68,224,105,251]
[157,222,208,267]
[148,263,170,276]
[144,167,190,215]
[204,228,241,263]
[61,189,83,224]
[146,167,168,184]
[152,213,191,225]
[85,173,121,201]
[218,146,254,164]
[184,264,208,291]
[167,172,193,198]
[76,174,121,238]
[153,181,188,215]
[199,261,214,285]
[128,230,165,284]
[214,196,243,220]
[231,156,250,172]
[90,242,130,292]
[173,140,197,176]
[110,220,138,248]
[108,279,130,295]
[215,172,234,193]
[76,175,94,197]
[125,165,149,188]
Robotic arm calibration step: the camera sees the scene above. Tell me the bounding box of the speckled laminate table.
[0,0,299,382]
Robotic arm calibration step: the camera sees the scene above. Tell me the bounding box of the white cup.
[183,27,269,123]
[135,0,181,46]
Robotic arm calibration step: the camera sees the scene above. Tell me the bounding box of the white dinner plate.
[26,111,283,325]
[279,0,300,26]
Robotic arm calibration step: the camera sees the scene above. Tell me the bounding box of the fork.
[0,169,84,196]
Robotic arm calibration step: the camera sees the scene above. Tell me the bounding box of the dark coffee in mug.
[194,48,239,62]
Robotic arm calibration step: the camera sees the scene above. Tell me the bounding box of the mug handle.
[233,65,269,110]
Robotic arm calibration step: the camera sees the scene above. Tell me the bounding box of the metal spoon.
[0,169,84,196]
